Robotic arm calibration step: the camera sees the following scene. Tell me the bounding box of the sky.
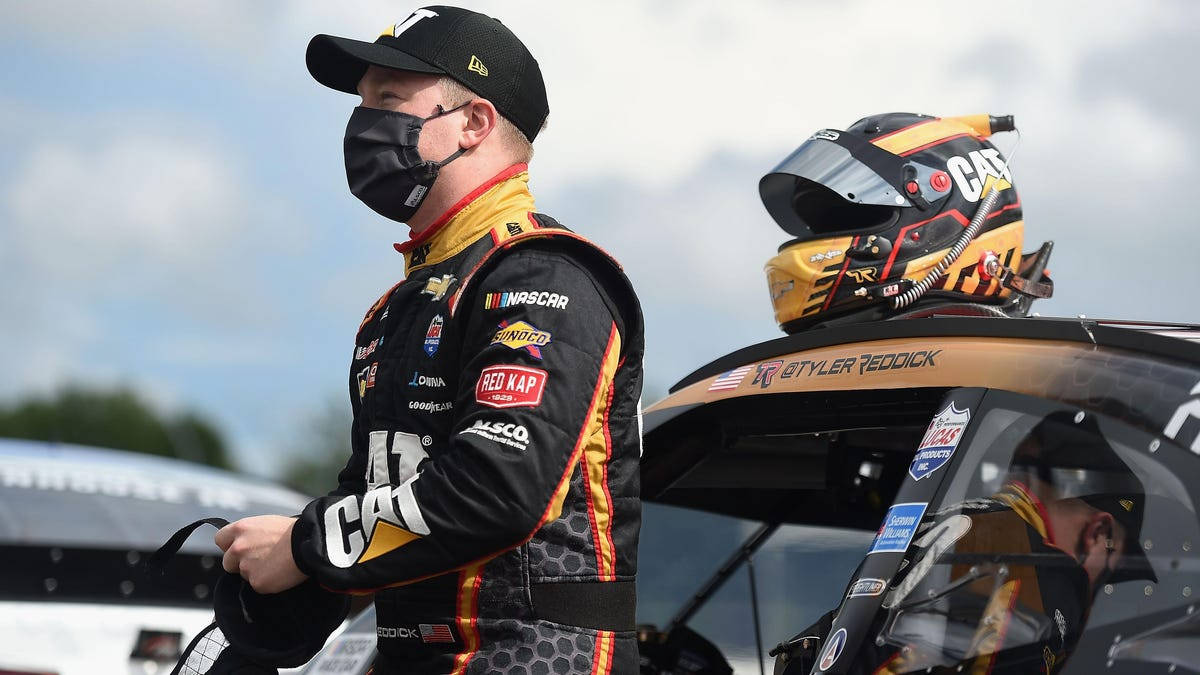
[2,0,1198,478]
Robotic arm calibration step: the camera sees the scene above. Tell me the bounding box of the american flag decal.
[420,623,455,643]
[707,365,753,392]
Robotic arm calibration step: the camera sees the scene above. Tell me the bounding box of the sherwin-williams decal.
[490,320,551,359]
[868,502,928,554]
[909,403,971,481]
[424,315,444,357]
[475,365,547,408]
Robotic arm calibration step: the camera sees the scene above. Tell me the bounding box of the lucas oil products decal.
[909,403,971,481]
[475,365,547,408]
[424,315,443,357]
[868,502,928,554]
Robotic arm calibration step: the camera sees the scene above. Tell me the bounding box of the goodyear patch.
[909,403,970,481]
[489,320,551,359]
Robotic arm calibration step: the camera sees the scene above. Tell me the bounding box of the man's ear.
[460,98,498,149]
[1088,511,1116,551]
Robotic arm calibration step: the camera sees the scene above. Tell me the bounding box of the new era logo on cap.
[307,5,548,141]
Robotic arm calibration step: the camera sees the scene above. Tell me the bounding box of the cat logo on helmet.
[946,149,1012,203]
[761,112,1048,332]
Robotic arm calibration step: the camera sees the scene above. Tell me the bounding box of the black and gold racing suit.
[290,164,645,674]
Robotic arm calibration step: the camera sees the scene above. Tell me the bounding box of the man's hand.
[215,515,309,594]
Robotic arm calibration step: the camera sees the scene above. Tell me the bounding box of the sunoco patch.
[868,502,928,554]
[909,403,971,481]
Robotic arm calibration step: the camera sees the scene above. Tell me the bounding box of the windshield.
[825,390,1200,675]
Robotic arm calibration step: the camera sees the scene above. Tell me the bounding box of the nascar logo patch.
[483,290,569,310]
[489,320,551,359]
[476,365,547,408]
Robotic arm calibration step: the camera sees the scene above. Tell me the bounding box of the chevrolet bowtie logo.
[421,274,457,301]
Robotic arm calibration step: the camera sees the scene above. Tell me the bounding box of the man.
[213,7,644,673]
[777,412,1153,674]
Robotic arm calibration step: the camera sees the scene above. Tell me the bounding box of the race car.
[635,113,1200,674]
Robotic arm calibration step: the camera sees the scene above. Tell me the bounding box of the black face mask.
[343,103,469,224]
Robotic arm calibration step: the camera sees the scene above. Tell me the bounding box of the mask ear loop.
[427,101,475,166]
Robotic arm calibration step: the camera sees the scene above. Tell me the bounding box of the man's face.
[355,65,466,163]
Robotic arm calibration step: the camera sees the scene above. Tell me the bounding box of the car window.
[638,503,872,672]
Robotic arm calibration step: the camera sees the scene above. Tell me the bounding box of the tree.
[280,399,353,496]
[0,385,233,470]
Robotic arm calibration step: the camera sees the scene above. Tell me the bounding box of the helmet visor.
[760,131,948,238]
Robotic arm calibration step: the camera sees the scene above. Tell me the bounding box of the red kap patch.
[475,365,547,408]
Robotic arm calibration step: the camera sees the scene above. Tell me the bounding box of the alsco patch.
[424,315,444,357]
[489,320,551,359]
[476,365,547,408]
[909,403,971,481]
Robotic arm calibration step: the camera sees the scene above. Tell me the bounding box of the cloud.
[2,0,1198,476]
[6,136,241,278]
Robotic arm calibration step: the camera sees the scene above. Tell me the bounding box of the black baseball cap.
[1014,411,1156,582]
[307,5,548,142]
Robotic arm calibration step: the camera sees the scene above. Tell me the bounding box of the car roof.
[0,438,311,553]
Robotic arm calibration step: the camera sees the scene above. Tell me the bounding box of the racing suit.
[290,164,645,674]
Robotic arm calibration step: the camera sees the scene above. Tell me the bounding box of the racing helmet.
[762,113,1052,333]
